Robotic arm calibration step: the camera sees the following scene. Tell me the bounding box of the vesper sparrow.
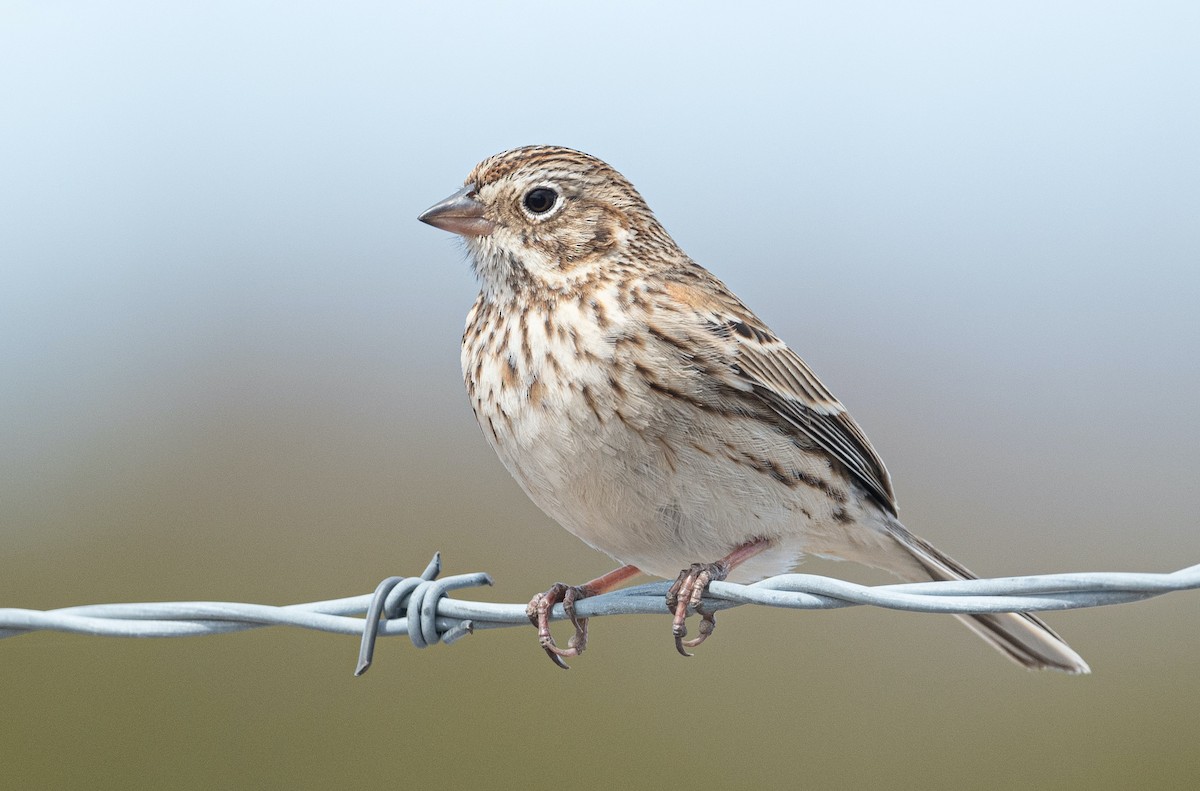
[419,145,1089,673]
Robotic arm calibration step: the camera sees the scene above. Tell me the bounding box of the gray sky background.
[2,2,1198,788]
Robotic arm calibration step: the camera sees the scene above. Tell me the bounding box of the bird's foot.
[666,560,730,657]
[526,582,592,670]
[525,565,641,670]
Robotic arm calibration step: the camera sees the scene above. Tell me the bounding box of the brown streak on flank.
[607,374,625,397]
[528,375,544,408]
[735,450,797,489]
[719,441,843,498]
[632,360,656,381]
[502,355,518,388]
[644,379,746,421]
[645,323,694,359]
[796,469,847,503]
[580,385,604,423]
[543,315,552,337]
[656,437,677,473]
[485,416,499,442]
[767,459,799,488]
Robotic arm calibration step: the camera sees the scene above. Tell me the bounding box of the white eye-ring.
[522,186,560,217]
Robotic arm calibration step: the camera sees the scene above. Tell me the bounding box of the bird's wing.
[657,276,897,512]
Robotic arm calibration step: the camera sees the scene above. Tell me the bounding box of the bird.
[417,145,1089,673]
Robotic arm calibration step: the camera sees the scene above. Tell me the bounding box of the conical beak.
[417,184,495,237]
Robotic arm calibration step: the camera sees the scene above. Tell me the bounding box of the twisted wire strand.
[3,554,1197,674]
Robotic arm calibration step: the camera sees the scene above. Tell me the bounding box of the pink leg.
[666,538,772,657]
[526,564,642,669]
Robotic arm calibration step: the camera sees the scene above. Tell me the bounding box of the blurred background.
[2,1,1198,787]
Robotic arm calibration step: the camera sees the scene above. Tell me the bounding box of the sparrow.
[418,145,1089,673]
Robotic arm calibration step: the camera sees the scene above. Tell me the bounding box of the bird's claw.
[527,582,591,669]
[666,560,729,657]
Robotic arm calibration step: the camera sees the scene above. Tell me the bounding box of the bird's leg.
[526,564,641,669]
[667,538,772,657]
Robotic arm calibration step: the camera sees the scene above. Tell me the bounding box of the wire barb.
[3,560,1197,673]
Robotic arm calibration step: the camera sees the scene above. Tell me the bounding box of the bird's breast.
[459,291,676,539]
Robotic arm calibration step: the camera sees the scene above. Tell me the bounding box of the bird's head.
[419,146,675,297]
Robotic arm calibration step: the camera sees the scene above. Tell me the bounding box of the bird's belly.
[474,367,858,582]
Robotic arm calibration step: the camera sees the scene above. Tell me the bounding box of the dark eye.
[523,187,558,215]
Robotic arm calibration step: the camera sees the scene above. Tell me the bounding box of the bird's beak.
[417,184,495,237]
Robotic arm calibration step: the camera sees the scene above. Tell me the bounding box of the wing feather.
[660,276,897,512]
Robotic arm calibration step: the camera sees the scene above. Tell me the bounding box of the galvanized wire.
[3,553,1197,673]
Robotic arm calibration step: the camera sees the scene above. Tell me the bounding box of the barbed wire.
[3,553,1197,674]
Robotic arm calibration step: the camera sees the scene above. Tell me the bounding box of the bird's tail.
[878,519,1090,674]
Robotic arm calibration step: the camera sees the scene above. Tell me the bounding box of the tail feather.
[881,521,1090,674]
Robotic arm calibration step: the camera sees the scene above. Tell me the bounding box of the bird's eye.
[523,187,558,215]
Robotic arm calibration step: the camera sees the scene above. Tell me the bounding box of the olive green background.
[3,2,1198,788]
